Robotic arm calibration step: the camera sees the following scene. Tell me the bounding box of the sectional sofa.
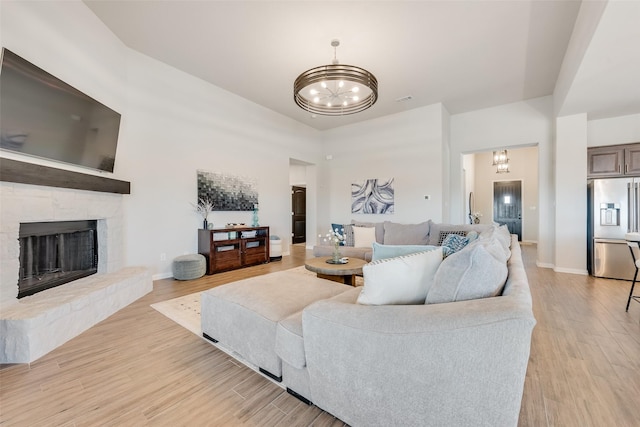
[313,219,491,261]
[201,223,536,426]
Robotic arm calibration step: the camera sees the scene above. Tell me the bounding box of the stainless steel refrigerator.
[587,178,639,280]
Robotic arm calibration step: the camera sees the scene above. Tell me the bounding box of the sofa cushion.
[275,311,305,369]
[351,220,384,243]
[353,226,377,248]
[371,242,438,261]
[382,221,430,245]
[426,243,507,304]
[357,248,443,305]
[201,268,350,377]
[495,224,512,248]
[476,235,511,263]
[276,287,361,369]
[473,230,511,261]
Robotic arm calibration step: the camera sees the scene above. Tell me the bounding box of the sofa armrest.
[302,297,535,427]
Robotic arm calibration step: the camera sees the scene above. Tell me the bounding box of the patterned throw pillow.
[331,223,345,246]
[343,224,355,247]
[441,246,454,258]
[437,230,467,246]
[441,233,469,255]
[329,223,355,246]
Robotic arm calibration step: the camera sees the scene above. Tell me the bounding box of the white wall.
[473,147,539,243]
[441,105,452,222]
[1,0,323,279]
[553,0,607,116]
[555,114,588,275]
[450,96,555,267]
[289,164,307,187]
[587,113,640,147]
[318,104,446,234]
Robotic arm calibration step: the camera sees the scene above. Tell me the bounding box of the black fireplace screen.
[18,220,98,298]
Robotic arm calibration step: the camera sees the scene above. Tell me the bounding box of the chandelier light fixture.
[294,39,378,116]
[492,150,510,173]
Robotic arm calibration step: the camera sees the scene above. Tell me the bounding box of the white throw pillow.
[357,248,443,305]
[353,226,377,248]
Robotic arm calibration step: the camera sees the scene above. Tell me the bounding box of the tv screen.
[0,48,121,172]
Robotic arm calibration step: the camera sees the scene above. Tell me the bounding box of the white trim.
[553,267,589,275]
[153,272,174,281]
[521,240,538,244]
[536,261,555,269]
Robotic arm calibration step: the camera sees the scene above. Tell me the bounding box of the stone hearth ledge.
[0,267,152,364]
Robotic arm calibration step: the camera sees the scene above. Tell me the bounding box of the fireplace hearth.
[18,220,98,298]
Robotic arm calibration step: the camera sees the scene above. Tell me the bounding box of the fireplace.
[0,180,153,364]
[18,220,98,298]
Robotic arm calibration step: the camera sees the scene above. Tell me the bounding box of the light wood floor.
[1,244,638,426]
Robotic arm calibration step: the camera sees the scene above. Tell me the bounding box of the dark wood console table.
[198,226,270,274]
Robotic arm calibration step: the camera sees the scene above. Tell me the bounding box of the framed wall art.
[351,178,394,214]
[197,170,258,211]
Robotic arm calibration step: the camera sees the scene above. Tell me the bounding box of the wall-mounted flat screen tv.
[0,48,121,172]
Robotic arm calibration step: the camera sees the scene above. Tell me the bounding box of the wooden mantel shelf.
[0,158,131,194]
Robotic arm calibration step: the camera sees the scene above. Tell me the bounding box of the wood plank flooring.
[1,244,638,426]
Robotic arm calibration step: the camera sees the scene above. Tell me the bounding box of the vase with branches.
[192,197,215,229]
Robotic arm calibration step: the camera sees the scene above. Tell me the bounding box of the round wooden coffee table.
[304,257,367,286]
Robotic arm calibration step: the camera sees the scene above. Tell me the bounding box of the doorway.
[493,181,522,240]
[291,186,306,244]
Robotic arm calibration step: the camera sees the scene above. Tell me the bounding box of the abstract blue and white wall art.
[197,170,258,211]
[351,178,395,214]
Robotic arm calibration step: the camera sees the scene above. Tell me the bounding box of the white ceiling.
[84,0,587,130]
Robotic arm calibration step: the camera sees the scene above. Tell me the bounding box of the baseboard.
[152,272,173,281]
[553,267,589,275]
[536,261,555,269]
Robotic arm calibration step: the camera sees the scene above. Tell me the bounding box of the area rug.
[150,265,360,337]
[151,291,202,336]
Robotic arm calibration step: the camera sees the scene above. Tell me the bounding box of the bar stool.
[624,233,640,312]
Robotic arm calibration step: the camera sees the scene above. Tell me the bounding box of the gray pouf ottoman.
[173,254,206,280]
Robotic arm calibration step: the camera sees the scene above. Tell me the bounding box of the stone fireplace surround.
[0,181,152,363]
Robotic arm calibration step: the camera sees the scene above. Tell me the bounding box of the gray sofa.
[202,230,535,426]
[313,220,491,261]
